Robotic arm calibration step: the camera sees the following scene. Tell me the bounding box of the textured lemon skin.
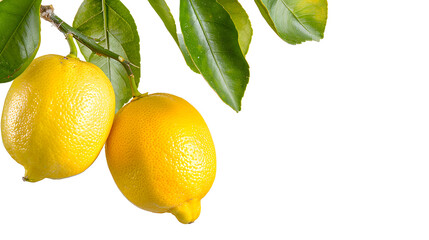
[1,54,115,182]
[105,93,216,223]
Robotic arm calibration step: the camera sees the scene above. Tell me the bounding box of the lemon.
[105,93,216,224]
[1,54,115,182]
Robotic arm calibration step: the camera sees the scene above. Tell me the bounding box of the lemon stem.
[65,33,78,59]
[40,5,142,97]
[122,59,142,97]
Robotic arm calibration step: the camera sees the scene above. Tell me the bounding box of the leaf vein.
[73,11,103,28]
[101,0,111,79]
[105,2,133,35]
[278,0,315,37]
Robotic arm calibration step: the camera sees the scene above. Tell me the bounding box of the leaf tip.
[229,100,242,113]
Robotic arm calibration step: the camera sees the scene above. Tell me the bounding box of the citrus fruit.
[1,54,115,182]
[105,93,216,224]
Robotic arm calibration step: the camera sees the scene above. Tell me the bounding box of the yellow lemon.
[105,93,216,224]
[1,54,115,182]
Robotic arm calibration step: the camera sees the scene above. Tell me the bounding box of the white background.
[1,0,429,239]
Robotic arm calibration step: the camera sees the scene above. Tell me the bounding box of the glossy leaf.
[180,0,249,112]
[217,0,252,55]
[73,0,140,112]
[148,0,199,73]
[0,0,42,83]
[256,0,328,44]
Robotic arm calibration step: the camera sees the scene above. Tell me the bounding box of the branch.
[40,5,141,97]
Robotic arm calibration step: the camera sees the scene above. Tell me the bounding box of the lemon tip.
[22,176,43,183]
[169,199,201,224]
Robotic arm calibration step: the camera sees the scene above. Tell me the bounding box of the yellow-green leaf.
[217,0,252,55]
[256,0,328,44]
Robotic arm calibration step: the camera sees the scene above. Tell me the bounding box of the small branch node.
[40,5,54,22]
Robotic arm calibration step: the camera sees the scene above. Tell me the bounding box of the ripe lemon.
[105,93,216,224]
[1,54,115,182]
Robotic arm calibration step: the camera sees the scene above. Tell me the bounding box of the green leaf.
[0,0,42,83]
[177,34,198,73]
[73,0,140,112]
[180,0,249,112]
[217,0,252,55]
[256,0,328,44]
[148,0,199,73]
[254,0,277,32]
